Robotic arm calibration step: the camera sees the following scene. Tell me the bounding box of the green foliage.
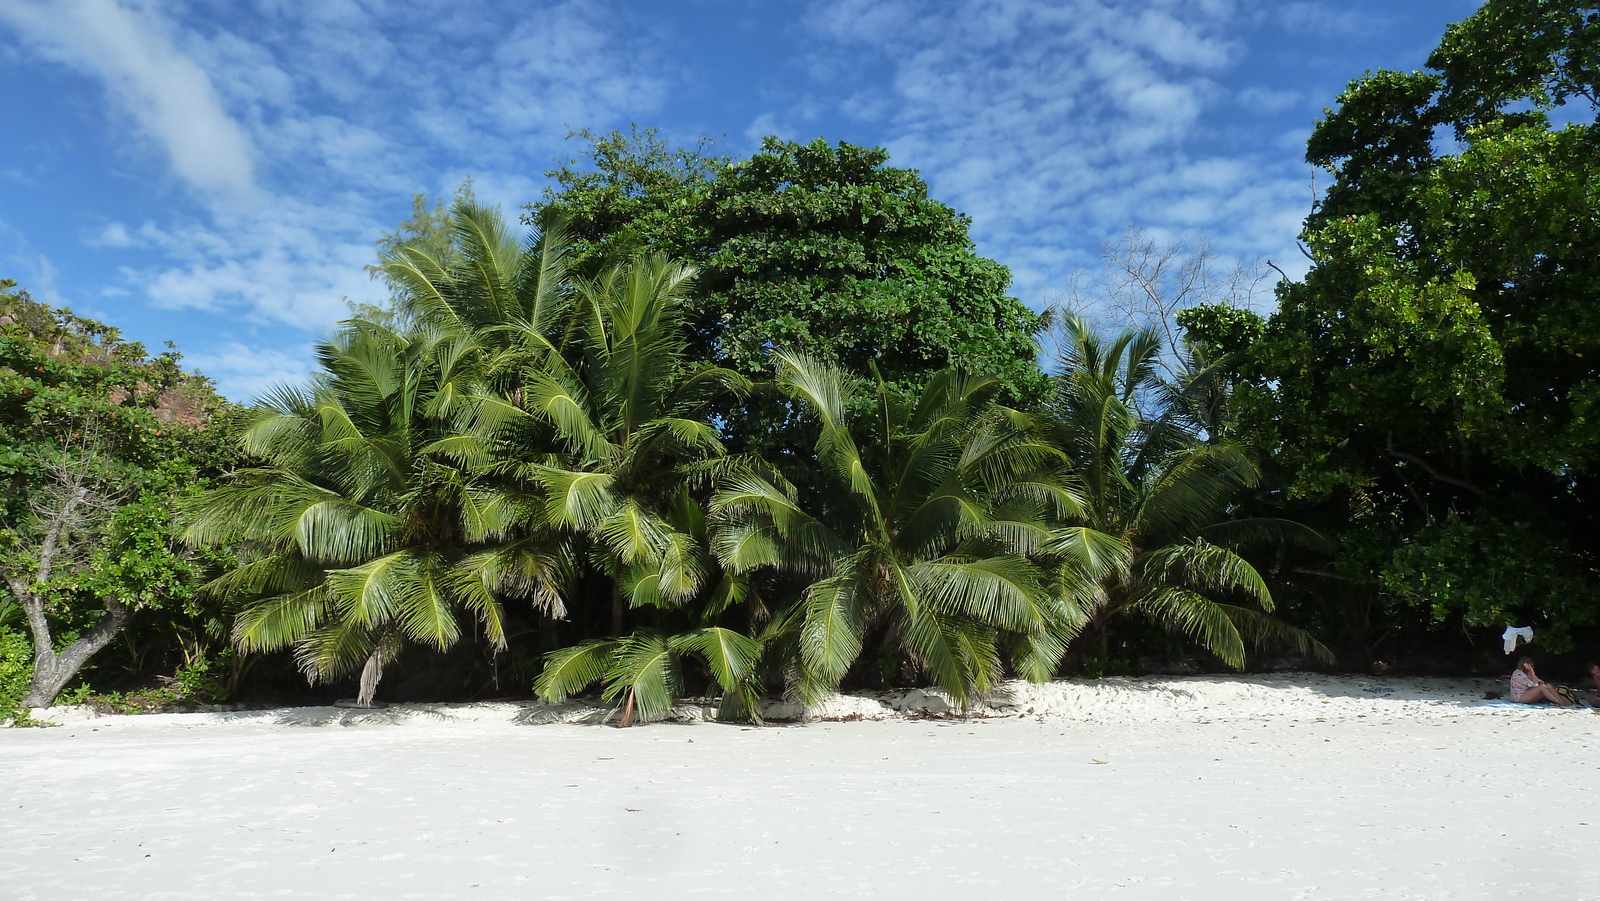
[185,319,532,705]
[1040,316,1330,671]
[534,625,772,724]
[540,132,1047,420]
[0,278,229,707]
[542,125,726,273]
[1174,305,1265,364]
[691,139,1043,391]
[0,626,31,723]
[712,352,1071,703]
[1221,0,1600,655]
[52,648,232,714]
[1362,512,1599,651]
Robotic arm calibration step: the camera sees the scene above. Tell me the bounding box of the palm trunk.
[356,646,386,708]
[610,581,626,637]
[350,631,405,707]
[618,688,636,728]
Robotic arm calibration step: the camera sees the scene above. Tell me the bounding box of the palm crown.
[712,351,1078,703]
[1039,315,1330,670]
[185,320,557,704]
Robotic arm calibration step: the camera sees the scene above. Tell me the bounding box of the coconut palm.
[1036,314,1330,671]
[375,199,578,387]
[509,253,753,635]
[532,609,790,725]
[185,320,562,705]
[531,473,791,725]
[374,200,766,718]
[711,352,1080,704]
[380,200,748,622]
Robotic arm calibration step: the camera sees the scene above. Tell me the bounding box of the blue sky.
[1,0,1481,400]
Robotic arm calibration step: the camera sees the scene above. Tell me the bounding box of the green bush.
[0,628,32,724]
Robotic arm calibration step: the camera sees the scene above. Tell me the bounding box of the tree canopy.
[1189,0,1600,657]
[0,279,231,712]
[540,130,1047,406]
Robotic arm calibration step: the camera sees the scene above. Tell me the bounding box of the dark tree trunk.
[610,582,626,637]
[17,594,130,709]
[9,482,134,710]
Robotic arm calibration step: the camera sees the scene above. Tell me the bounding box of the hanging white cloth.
[1502,626,1534,655]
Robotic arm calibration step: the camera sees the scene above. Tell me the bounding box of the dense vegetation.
[0,280,234,721]
[1183,0,1600,667]
[3,0,1595,723]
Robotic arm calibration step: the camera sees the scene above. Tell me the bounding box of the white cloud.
[1277,2,1369,37]
[744,113,789,147]
[1239,86,1303,115]
[183,341,319,403]
[807,0,1310,305]
[0,214,66,307]
[0,0,257,200]
[3,0,673,368]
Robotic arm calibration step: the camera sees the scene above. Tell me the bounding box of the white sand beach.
[4,674,1597,899]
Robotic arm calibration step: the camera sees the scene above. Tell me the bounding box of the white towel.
[1502,626,1534,654]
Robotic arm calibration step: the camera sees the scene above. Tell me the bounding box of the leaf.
[535,639,618,702]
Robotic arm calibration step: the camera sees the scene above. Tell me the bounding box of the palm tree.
[372,199,765,720]
[186,320,561,705]
[374,200,577,388]
[378,200,750,626]
[711,352,1078,704]
[509,255,753,634]
[1036,314,1330,671]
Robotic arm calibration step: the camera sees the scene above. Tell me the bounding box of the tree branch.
[36,483,89,586]
[1291,566,1354,583]
[1385,434,1485,497]
[75,596,131,659]
[4,573,52,652]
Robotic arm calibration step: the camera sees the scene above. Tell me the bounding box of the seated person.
[1510,657,1572,707]
[1587,662,1600,707]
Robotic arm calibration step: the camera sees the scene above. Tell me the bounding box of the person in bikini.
[1509,657,1572,707]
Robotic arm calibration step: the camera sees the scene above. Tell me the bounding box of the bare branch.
[1385,434,1485,497]
[35,484,89,587]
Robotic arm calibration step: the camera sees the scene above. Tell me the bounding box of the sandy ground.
[3,674,1597,899]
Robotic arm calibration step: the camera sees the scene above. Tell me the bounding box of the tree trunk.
[19,597,130,708]
[610,582,626,637]
[351,631,402,707]
[356,645,386,708]
[618,688,636,728]
[11,483,130,709]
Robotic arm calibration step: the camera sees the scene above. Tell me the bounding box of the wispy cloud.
[183,341,319,403]
[0,0,257,200]
[3,0,1417,400]
[1,0,672,396]
[807,0,1311,299]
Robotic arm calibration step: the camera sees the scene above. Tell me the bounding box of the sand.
[3,674,1596,899]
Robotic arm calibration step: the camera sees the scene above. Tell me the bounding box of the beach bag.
[1556,686,1579,706]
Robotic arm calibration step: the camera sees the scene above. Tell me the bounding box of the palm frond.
[1128,586,1247,670]
[908,554,1046,633]
[534,639,618,702]
[603,631,683,723]
[233,586,329,653]
[1218,604,1335,664]
[673,627,761,694]
[536,467,621,530]
[1138,540,1274,611]
[798,571,866,702]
